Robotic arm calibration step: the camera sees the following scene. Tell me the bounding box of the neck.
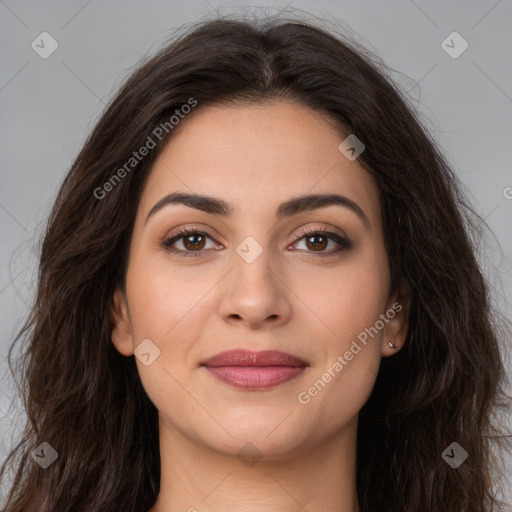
[149,415,361,512]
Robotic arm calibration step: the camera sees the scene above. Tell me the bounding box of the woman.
[1,14,510,512]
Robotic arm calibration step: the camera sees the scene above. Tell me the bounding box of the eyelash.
[161,227,351,258]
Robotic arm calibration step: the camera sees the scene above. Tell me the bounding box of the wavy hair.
[1,12,511,512]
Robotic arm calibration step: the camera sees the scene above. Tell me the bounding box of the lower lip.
[203,366,306,389]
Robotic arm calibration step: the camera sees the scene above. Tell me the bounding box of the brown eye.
[304,233,329,251]
[292,229,351,256]
[182,233,206,251]
[161,228,219,257]
[162,227,350,258]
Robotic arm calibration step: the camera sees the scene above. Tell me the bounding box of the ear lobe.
[382,281,410,356]
[110,285,134,357]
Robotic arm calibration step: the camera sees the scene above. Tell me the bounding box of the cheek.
[126,254,209,338]
[294,337,380,443]
[311,255,388,422]
[298,256,388,343]
[127,261,203,417]
[297,299,384,433]
[125,254,216,400]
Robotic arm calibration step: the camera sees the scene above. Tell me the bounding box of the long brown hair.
[1,13,511,512]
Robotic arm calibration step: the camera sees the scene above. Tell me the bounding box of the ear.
[110,284,135,357]
[381,281,410,357]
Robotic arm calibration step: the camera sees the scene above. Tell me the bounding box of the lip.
[201,349,309,367]
[201,349,309,390]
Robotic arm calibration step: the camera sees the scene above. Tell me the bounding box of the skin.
[110,99,409,512]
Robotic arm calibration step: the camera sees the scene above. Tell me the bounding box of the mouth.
[200,349,309,390]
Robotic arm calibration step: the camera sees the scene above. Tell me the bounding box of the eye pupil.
[184,234,205,250]
[306,234,327,251]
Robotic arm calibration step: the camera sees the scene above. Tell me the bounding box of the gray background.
[1,0,511,506]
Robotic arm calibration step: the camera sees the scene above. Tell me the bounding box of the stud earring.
[387,341,398,349]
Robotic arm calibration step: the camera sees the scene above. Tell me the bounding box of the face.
[110,99,408,459]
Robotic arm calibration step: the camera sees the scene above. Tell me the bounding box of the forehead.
[136,100,380,228]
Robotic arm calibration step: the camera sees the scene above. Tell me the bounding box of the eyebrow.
[144,192,370,228]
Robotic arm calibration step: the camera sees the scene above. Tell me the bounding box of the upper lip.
[201,349,309,367]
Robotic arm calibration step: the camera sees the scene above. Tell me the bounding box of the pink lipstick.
[200,349,309,390]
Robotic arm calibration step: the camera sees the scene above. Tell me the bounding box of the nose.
[218,247,292,330]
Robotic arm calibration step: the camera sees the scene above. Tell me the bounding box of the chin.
[201,424,308,460]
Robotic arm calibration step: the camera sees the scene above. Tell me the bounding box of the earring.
[387,341,398,349]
